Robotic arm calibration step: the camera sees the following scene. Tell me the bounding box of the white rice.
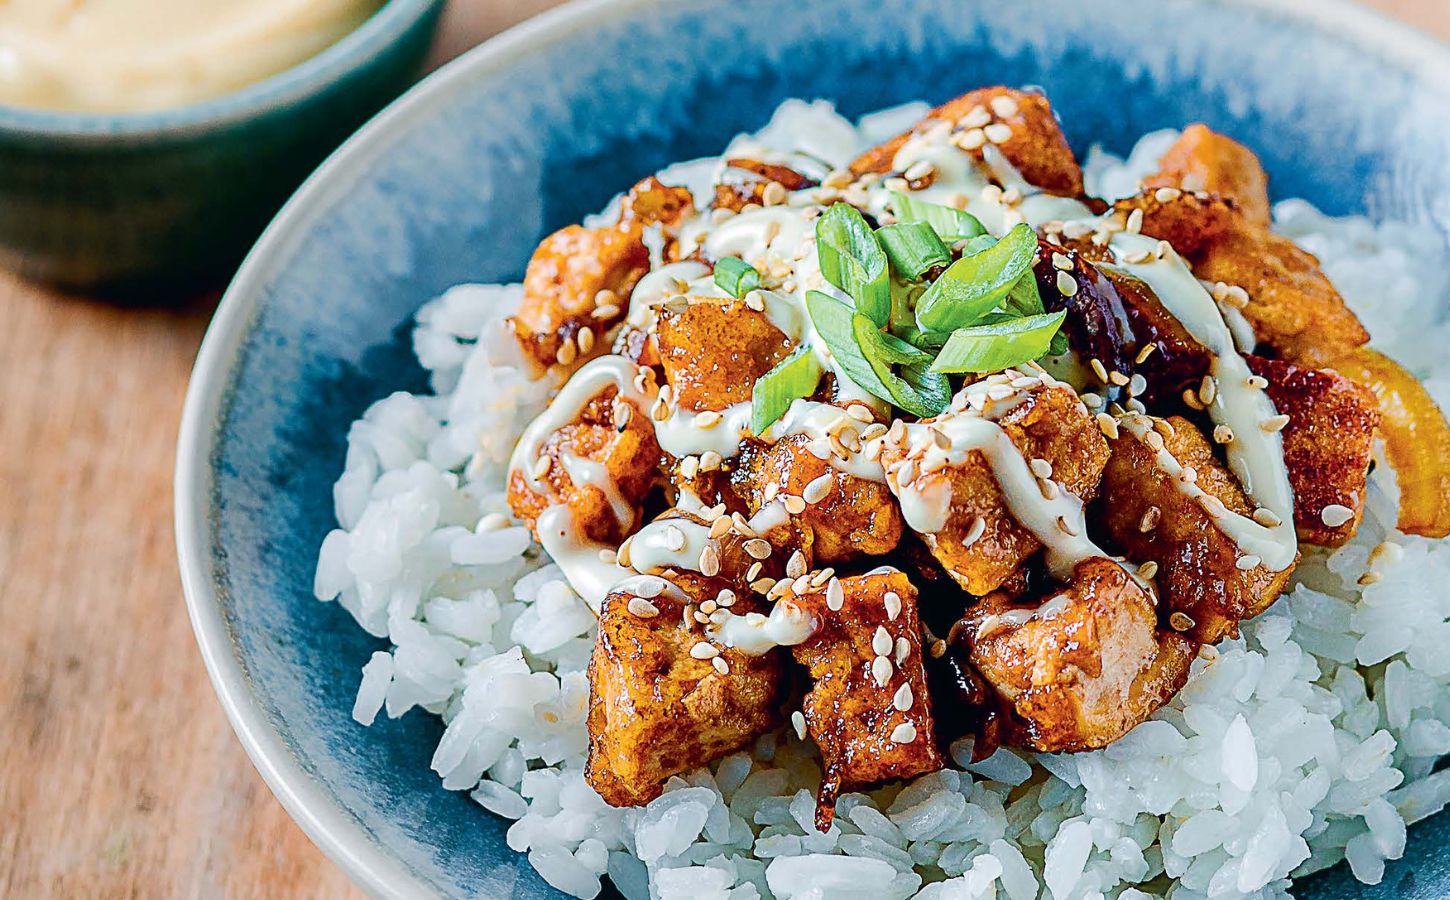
[314,102,1450,900]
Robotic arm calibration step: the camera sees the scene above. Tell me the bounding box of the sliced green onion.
[805,290,896,402]
[890,190,987,241]
[875,221,950,281]
[929,311,1068,374]
[1002,270,1045,317]
[900,360,952,417]
[816,203,890,326]
[851,317,948,418]
[915,223,1039,333]
[713,256,760,298]
[899,326,951,352]
[958,234,999,257]
[751,344,824,434]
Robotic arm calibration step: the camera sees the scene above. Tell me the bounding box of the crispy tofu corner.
[585,574,783,807]
[958,557,1196,753]
[790,570,943,829]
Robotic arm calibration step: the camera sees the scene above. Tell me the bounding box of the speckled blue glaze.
[177,1,1450,897]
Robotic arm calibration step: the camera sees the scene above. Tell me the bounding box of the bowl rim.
[174,0,1450,896]
[0,0,444,142]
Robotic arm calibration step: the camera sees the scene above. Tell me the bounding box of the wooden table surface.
[0,1,1442,897]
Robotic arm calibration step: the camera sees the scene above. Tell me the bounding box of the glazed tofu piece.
[734,430,904,564]
[1247,356,1379,547]
[790,570,943,829]
[1190,227,1369,367]
[622,506,813,596]
[849,86,1083,196]
[881,382,1110,596]
[1141,124,1272,228]
[655,297,792,412]
[509,177,695,375]
[586,572,783,807]
[714,158,817,212]
[1111,189,1239,255]
[509,225,649,374]
[957,557,1196,753]
[507,383,661,545]
[1098,415,1296,643]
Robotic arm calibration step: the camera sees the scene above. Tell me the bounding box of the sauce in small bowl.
[0,0,443,295]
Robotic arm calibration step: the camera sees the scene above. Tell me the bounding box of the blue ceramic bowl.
[0,0,444,296]
[176,0,1450,896]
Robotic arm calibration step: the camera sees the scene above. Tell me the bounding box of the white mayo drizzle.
[557,452,632,528]
[535,506,631,614]
[707,600,817,655]
[887,384,1109,580]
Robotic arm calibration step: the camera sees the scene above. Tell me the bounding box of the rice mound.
[313,105,1450,900]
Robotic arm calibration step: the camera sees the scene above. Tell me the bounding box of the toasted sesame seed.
[961,516,987,549]
[786,550,807,579]
[1125,207,1145,234]
[700,450,724,471]
[1358,571,1383,586]
[1169,611,1196,632]
[1321,504,1355,527]
[743,539,772,560]
[529,455,552,480]
[954,127,987,151]
[597,547,618,565]
[903,160,936,182]
[1039,478,1060,501]
[984,123,1013,145]
[1090,358,1110,382]
[1139,506,1161,533]
[1213,424,1235,445]
[1137,560,1160,579]
[1030,457,1053,480]
[1198,494,1227,517]
[1246,375,1269,390]
[989,94,1019,117]
[744,291,766,312]
[872,626,893,657]
[1056,271,1079,297]
[871,656,894,687]
[1180,466,1198,484]
[791,710,808,739]
[1108,370,1130,386]
[663,525,686,552]
[761,180,788,207]
[1182,388,1206,411]
[889,722,918,744]
[961,104,992,128]
[1135,343,1158,364]
[695,410,723,428]
[708,516,731,540]
[751,577,776,594]
[895,459,918,488]
[782,495,807,515]
[1252,507,1283,527]
[895,637,910,664]
[1154,186,1183,203]
[803,472,834,504]
[1051,252,1072,271]
[1122,249,1153,265]
[711,656,730,675]
[1143,430,1165,451]
[554,338,578,366]
[930,639,947,658]
[1199,375,1218,406]
[1261,414,1291,433]
[628,597,660,618]
[1096,413,1120,439]
[690,642,719,660]
[825,577,845,612]
[1236,555,1262,570]
[1128,373,1148,397]
[617,537,634,569]
[700,599,718,615]
[699,544,721,577]
[1056,515,1079,536]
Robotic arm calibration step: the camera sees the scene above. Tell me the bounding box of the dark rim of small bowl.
[177,0,1450,897]
[0,0,443,142]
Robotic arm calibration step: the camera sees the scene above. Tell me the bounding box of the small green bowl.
[0,0,444,298]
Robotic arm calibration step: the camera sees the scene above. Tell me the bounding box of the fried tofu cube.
[1190,227,1369,367]
[586,573,783,807]
[1098,416,1296,643]
[849,86,1083,196]
[734,431,904,564]
[881,382,1110,596]
[790,570,943,828]
[1248,356,1379,546]
[507,382,661,545]
[958,557,1196,753]
[714,158,817,212]
[655,297,792,412]
[1142,124,1272,228]
[1112,189,1240,255]
[509,224,650,375]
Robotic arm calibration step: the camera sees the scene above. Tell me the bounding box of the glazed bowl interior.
[177,0,1450,897]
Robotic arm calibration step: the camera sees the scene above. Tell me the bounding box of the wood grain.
[0,1,1443,897]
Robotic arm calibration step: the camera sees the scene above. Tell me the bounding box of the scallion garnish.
[914,223,1039,333]
[929,311,1067,374]
[713,256,760,298]
[805,290,897,402]
[875,221,950,281]
[815,203,890,326]
[750,344,824,435]
[889,191,987,241]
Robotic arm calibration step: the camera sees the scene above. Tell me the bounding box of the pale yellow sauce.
[0,0,381,112]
